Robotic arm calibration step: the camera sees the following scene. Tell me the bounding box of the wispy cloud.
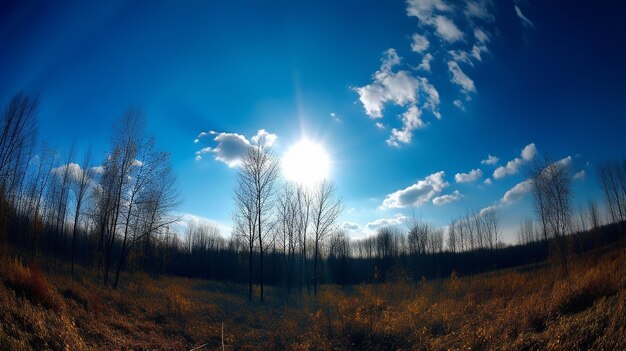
[514,5,534,28]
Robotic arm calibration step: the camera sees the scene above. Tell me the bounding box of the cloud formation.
[500,178,533,205]
[366,213,409,231]
[493,143,537,179]
[387,105,427,147]
[481,154,499,165]
[433,190,462,205]
[381,171,448,208]
[195,129,278,167]
[455,168,483,183]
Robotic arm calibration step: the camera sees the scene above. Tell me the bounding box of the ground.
[0,246,624,350]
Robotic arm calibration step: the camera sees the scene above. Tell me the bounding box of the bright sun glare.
[282,139,330,186]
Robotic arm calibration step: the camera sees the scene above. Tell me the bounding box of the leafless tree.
[0,94,38,199]
[530,158,574,276]
[597,160,626,224]
[234,136,279,301]
[71,148,95,275]
[311,180,342,295]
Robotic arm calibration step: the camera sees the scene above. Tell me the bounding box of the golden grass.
[0,247,624,350]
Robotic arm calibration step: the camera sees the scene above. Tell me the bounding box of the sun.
[282,139,330,186]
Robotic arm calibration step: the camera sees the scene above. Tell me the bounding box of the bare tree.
[311,180,342,296]
[597,161,626,224]
[113,139,180,288]
[234,136,279,301]
[531,158,574,276]
[0,94,38,198]
[71,148,95,275]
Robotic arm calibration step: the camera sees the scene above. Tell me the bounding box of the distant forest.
[1,93,625,301]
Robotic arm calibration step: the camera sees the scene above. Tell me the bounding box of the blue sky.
[2,0,626,242]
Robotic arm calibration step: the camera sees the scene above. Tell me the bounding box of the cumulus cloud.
[521,143,537,161]
[51,163,86,183]
[455,168,483,183]
[355,49,421,118]
[481,154,499,165]
[493,143,537,179]
[194,132,249,167]
[381,171,448,209]
[418,53,434,71]
[433,190,462,205]
[366,214,409,231]
[375,122,386,129]
[500,179,533,205]
[514,5,534,28]
[411,33,430,52]
[483,178,492,185]
[387,105,427,147]
[356,49,441,145]
[194,129,278,167]
[251,129,278,147]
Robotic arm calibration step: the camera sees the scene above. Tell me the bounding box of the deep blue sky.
[2,0,625,241]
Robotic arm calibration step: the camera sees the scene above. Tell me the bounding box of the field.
[0,245,624,350]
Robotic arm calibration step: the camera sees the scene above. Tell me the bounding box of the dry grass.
[0,247,624,350]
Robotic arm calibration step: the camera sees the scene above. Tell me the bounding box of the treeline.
[0,94,180,289]
[1,93,625,299]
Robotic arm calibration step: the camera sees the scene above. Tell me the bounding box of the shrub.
[3,258,62,311]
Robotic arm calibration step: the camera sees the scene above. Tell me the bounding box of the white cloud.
[481,154,499,165]
[433,190,462,205]
[381,171,448,208]
[387,105,426,147]
[343,222,361,231]
[493,143,537,179]
[355,49,421,118]
[195,132,251,167]
[251,129,278,147]
[418,53,433,72]
[195,129,277,167]
[455,168,483,183]
[483,178,492,185]
[453,99,464,110]
[411,33,430,53]
[448,60,476,93]
[434,15,464,42]
[573,170,586,180]
[500,179,533,205]
[465,1,494,21]
[330,112,341,122]
[514,5,534,28]
[406,0,451,23]
[51,163,86,183]
[521,143,537,161]
[375,122,386,129]
[366,214,409,231]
